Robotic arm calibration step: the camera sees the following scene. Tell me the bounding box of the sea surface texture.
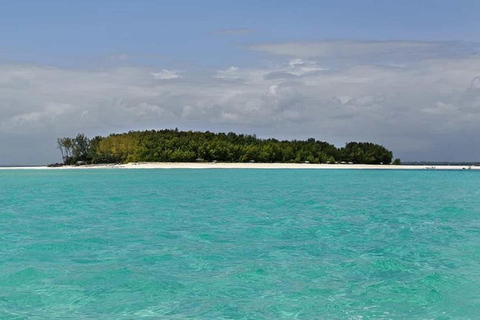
[1,169,480,319]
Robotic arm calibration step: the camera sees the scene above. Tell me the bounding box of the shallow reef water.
[1,169,480,319]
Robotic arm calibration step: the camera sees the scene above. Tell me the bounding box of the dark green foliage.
[339,142,393,164]
[57,134,92,164]
[57,129,396,165]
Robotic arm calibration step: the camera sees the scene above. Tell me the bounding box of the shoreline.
[0,162,479,170]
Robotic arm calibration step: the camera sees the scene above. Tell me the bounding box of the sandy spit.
[1,163,478,170]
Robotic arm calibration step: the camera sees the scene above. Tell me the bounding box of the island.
[55,129,399,166]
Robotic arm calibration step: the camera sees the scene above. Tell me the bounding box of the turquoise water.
[1,169,480,319]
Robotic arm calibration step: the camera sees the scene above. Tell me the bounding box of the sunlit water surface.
[1,169,480,319]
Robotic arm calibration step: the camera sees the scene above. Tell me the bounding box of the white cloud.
[2,103,73,132]
[214,66,240,79]
[1,40,480,163]
[151,69,182,80]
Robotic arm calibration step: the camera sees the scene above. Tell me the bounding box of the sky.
[1,0,480,164]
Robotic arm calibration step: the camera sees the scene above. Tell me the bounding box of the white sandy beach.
[1,163,478,170]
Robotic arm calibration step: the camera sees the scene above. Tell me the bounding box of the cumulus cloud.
[151,69,182,80]
[1,40,480,164]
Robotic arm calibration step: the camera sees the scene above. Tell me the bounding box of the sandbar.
[1,163,478,170]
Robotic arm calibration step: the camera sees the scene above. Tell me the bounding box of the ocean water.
[1,169,480,319]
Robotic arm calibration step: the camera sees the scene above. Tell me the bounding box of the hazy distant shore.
[1,163,478,170]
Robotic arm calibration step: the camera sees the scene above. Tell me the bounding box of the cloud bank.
[1,40,480,164]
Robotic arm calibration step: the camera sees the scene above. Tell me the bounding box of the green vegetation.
[56,129,395,165]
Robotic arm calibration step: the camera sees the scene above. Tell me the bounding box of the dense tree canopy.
[57,129,397,165]
[57,134,93,164]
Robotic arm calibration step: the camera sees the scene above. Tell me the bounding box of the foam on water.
[1,169,480,319]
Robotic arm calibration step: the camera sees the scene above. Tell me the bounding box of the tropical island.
[55,129,399,166]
